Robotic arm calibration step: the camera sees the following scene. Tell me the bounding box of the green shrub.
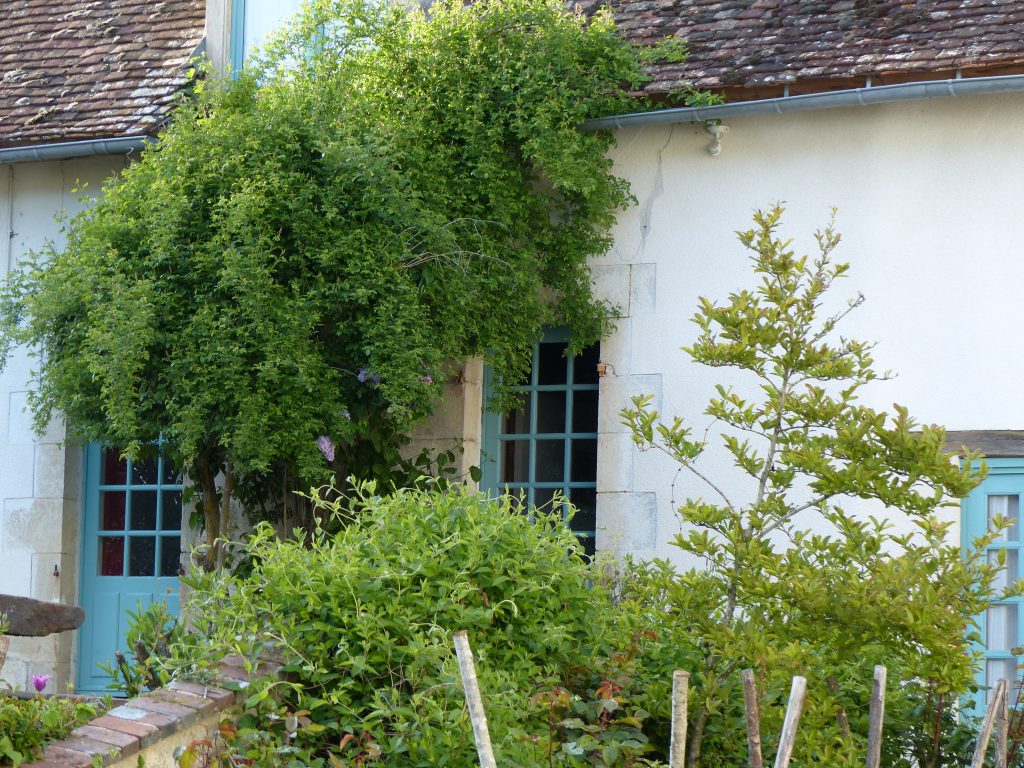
[0,696,101,766]
[178,483,629,766]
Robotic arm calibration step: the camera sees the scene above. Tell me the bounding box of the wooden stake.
[865,665,887,768]
[670,670,689,768]
[997,679,1010,768]
[827,676,852,740]
[773,676,806,768]
[741,669,764,768]
[453,630,497,768]
[972,679,1007,768]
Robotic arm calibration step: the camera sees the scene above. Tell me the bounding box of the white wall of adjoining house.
[0,155,125,692]
[241,0,304,62]
[593,92,1024,563]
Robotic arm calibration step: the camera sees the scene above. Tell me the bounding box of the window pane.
[989,495,1020,541]
[988,604,1018,651]
[537,342,568,385]
[160,457,182,485]
[129,537,156,577]
[572,389,599,433]
[159,536,182,577]
[533,487,565,517]
[99,536,124,576]
[569,488,596,532]
[101,448,127,485]
[537,391,566,433]
[502,397,531,435]
[131,456,159,486]
[987,658,1018,690]
[989,549,1020,592]
[162,491,183,532]
[535,440,566,482]
[499,440,530,483]
[131,491,158,531]
[570,440,598,483]
[101,492,126,531]
[577,534,596,559]
[501,487,528,510]
[573,344,600,385]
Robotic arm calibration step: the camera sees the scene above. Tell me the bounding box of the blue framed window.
[963,458,1024,712]
[480,331,600,556]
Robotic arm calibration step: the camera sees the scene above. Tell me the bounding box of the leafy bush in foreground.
[0,696,101,766]
[178,484,646,766]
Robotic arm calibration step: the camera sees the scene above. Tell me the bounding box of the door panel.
[963,459,1024,715]
[77,444,183,694]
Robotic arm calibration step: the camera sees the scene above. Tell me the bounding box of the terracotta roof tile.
[584,0,1024,97]
[0,0,205,150]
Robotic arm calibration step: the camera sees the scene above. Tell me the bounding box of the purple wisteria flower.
[356,367,381,385]
[32,673,52,693]
[421,375,433,384]
[316,435,336,463]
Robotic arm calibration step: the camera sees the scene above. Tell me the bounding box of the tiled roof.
[589,0,1024,98]
[0,0,206,150]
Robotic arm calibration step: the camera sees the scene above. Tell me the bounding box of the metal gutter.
[582,73,1024,131]
[0,135,154,165]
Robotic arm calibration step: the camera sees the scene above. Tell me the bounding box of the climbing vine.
[0,0,684,563]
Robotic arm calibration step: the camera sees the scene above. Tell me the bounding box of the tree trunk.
[687,706,709,768]
[216,461,234,570]
[196,459,220,571]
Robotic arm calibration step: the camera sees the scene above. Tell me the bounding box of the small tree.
[622,206,1015,767]
[0,0,682,567]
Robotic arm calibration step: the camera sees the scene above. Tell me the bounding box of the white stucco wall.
[243,0,304,56]
[593,92,1024,563]
[0,155,126,692]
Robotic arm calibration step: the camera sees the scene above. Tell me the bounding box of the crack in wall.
[634,124,676,262]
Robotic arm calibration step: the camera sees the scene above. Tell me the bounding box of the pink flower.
[32,674,52,693]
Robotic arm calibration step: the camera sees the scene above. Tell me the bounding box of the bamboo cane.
[453,630,497,768]
[670,670,690,768]
[773,676,807,768]
[972,679,1008,768]
[996,679,1009,768]
[865,665,887,768]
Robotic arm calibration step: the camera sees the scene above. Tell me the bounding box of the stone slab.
[0,593,84,636]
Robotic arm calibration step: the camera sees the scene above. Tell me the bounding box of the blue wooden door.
[76,444,184,694]
[962,458,1024,714]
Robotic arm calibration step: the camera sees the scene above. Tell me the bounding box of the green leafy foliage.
[173,483,626,766]
[0,0,684,563]
[0,696,101,766]
[98,599,183,698]
[539,680,657,767]
[620,206,1016,767]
